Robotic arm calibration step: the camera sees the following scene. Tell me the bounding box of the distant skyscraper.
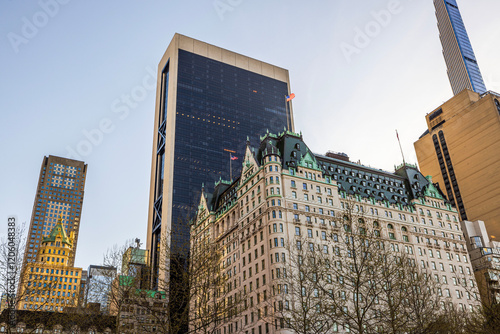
[146,34,294,288]
[434,0,487,95]
[22,156,87,268]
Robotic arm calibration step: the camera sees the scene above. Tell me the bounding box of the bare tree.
[0,221,26,333]
[188,229,243,334]
[266,235,333,334]
[270,201,453,334]
[0,222,63,333]
[94,230,238,334]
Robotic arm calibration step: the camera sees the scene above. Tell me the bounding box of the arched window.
[358,218,365,224]
[387,224,394,229]
[272,211,276,219]
[373,221,379,227]
[401,226,408,232]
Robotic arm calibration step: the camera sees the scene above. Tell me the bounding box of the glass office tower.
[434,0,487,95]
[146,34,294,289]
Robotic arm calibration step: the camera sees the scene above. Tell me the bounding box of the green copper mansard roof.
[201,131,453,215]
[42,217,72,246]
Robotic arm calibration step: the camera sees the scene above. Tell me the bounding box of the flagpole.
[396,130,406,167]
[285,95,289,131]
[285,94,295,131]
[224,149,237,181]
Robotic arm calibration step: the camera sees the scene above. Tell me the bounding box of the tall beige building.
[191,131,480,333]
[414,90,500,238]
[22,155,87,268]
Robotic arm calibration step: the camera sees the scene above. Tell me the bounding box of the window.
[295,227,300,236]
[291,180,296,188]
[303,183,307,190]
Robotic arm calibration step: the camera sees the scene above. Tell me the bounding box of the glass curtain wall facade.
[147,35,294,291]
[434,0,487,95]
[171,49,290,245]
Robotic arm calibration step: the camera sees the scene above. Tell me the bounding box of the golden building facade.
[414,89,500,238]
[18,218,82,312]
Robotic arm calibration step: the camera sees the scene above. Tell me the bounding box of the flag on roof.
[230,154,238,161]
[286,93,295,102]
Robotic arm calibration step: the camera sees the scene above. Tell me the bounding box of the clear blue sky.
[1,0,499,269]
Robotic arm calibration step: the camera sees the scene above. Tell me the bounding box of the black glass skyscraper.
[434,0,487,95]
[147,34,294,289]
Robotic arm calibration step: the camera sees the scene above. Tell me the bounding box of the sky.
[1,0,500,270]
